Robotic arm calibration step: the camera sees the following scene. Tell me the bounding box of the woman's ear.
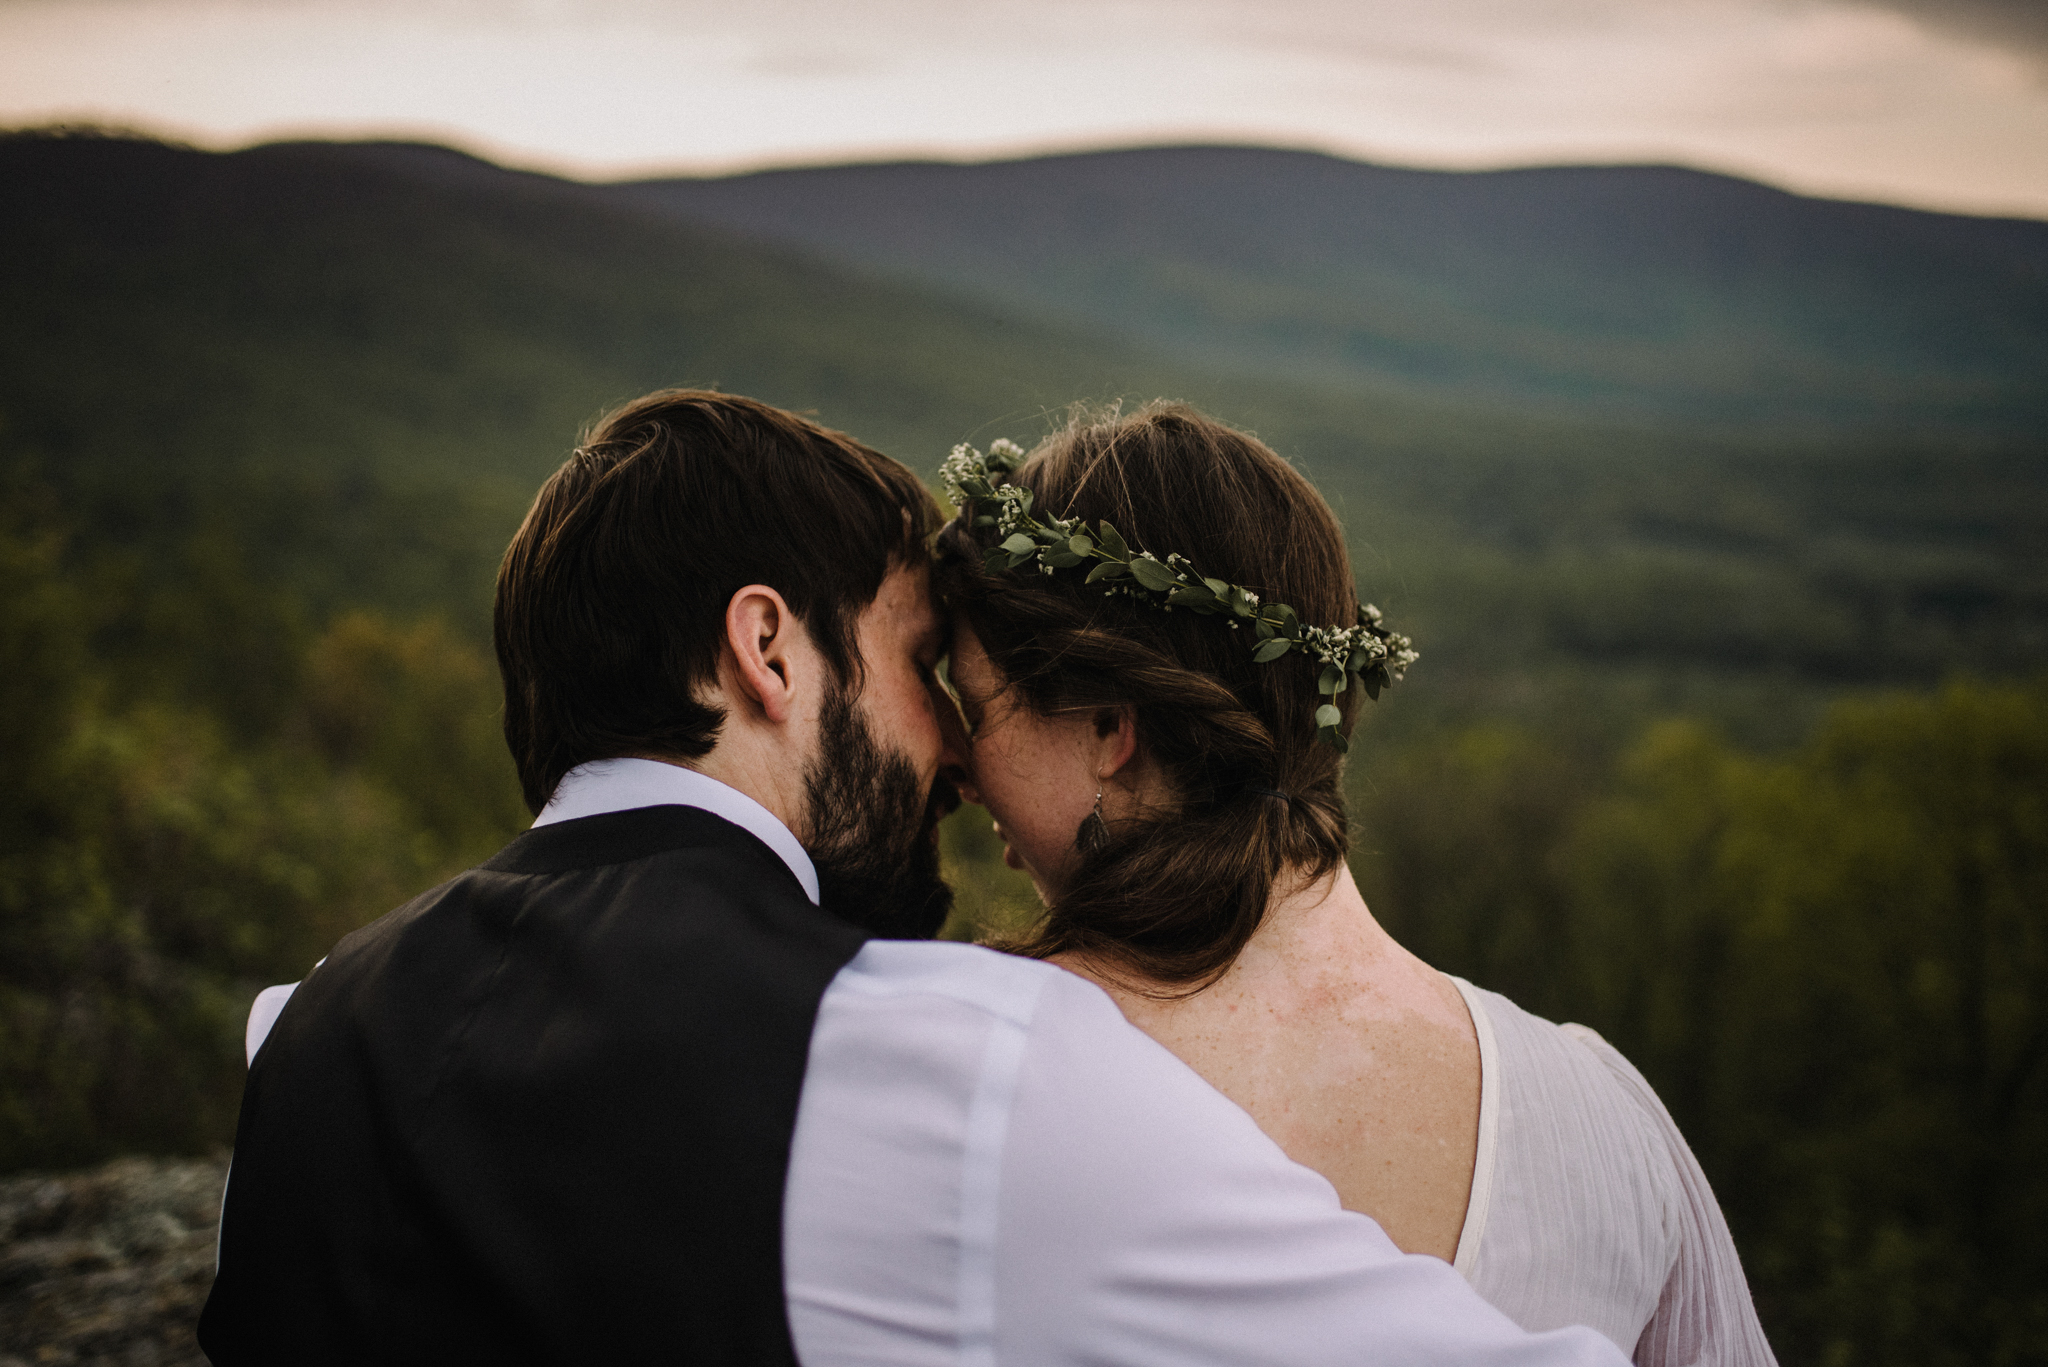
[724,585,801,725]
[1092,706,1140,783]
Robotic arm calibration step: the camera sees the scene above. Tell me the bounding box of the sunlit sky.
[5,0,2047,217]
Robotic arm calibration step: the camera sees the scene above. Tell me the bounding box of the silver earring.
[1076,785,1110,858]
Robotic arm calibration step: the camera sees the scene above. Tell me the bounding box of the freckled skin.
[1070,874,1481,1262]
[943,627,1144,901]
[947,623,1481,1263]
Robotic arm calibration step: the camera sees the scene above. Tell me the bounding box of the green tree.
[1352,724,1600,1022]
[0,487,528,1169]
[1729,682,2047,1364]
[1563,682,2048,1364]
[299,610,529,870]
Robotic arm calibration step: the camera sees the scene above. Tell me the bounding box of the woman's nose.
[929,676,980,803]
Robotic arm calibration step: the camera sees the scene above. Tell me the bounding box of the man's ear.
[1092,706,1140,784]
[724,585,801,726]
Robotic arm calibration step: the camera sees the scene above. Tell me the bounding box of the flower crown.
[940,440,1417,752]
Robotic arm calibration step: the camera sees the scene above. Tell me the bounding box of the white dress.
[1449,979,1779,1367]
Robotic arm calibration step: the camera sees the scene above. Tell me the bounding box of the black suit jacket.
[199,806,867,1366]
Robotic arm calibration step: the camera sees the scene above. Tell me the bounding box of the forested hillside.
[2,127,2044,1363]
[623,145,2048,433]
[0,133,1172,644]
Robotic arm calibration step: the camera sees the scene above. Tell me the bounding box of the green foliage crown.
[941,440,1418,751]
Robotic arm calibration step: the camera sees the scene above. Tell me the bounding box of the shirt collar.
[532,758,820,905]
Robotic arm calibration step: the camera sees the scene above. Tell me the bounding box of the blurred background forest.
[2,127,2045,1364]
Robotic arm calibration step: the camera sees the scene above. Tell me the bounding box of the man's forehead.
[870,560,941,638]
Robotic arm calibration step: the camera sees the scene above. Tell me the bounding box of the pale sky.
[5,0,2047,217]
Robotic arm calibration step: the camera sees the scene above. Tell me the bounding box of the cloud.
[1861,0,2048,58]
[2,0,2046,215]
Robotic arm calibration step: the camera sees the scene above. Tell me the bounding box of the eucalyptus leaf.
[1001,533,1036,554]
[1006,548,1037,569]
[1128,557,1177,591]
[1085,561,1130,583]
[1096,520,1130,560]
[1252,638,1292,662]
[1168,586,1219,611]
[1068,534,1095,556]
[1253,619,1277,641]
[1318,664,1346,695]
[1319,725,1350,754]
[1202,577,1230,597]
[973,514,996,528]
[982,548,1010,575]
[1315,703,1343,728]
[1044,550,1085,568]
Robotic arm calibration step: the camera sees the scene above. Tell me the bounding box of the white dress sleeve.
[787,941,1632,1367]
[1560,1025,1779,1367]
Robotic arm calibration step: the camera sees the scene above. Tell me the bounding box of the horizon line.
[11,118,2048,226]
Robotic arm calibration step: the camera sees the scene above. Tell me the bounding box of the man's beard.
[802,684,958,939]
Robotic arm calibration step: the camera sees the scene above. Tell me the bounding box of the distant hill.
[3,130,2045,747]
[0,131,1183,628]
[621,146,2048,434]
[2,134,1199,488]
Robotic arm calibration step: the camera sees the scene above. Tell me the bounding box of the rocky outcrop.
[0,1154,226,1366]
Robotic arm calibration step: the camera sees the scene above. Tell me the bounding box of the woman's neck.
[1230,863,1399,988]
[1059,861,1439,1014]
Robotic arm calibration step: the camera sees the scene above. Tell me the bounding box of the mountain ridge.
[617,143,2048,433]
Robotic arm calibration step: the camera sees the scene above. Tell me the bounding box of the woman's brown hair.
[934,401,1365,989]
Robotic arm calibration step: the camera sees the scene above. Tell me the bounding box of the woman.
[933,403,1777,1365]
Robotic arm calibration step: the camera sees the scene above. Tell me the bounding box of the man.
[199,390,1625,1366]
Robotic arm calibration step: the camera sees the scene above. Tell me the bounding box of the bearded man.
[197,390,1625,1367]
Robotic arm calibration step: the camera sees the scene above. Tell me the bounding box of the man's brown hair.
[496,389,940,813]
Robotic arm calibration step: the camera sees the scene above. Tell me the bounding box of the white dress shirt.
[248,759,1629,1367]
[535,757,821,903]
